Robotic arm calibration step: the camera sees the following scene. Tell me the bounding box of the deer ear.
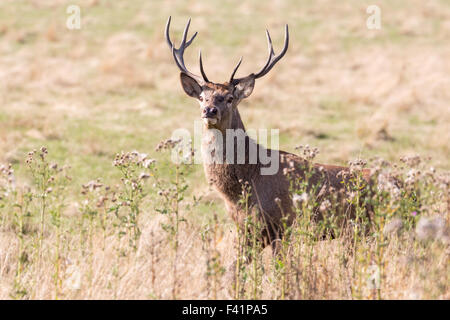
[180,72,202,99]
[233,76,255,100]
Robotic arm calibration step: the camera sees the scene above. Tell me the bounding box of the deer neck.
[202,109,256,166]
[201,107,247,160]
[201,108,259,192]
[229,107,246,132]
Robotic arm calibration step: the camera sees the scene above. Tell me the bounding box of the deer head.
[165,17,289,132]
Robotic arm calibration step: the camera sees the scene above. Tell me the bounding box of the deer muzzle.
[202,107,219,125]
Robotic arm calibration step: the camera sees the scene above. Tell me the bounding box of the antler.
[165,16,209,82]
[230,24,289,84]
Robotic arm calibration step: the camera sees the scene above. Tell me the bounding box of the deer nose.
[204,107,218,117]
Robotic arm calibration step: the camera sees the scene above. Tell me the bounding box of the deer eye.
[198,96,204,102]
[227,97,234,104]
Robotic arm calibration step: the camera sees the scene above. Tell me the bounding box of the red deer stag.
[165,17,373,249]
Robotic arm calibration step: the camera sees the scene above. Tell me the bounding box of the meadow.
[0,0,448,299]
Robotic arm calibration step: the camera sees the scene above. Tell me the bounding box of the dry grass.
[0,148,448,300]
[0,0,449,299]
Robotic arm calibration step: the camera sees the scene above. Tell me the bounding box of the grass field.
[0,0,449,299]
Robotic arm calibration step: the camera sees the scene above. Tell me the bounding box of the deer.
[165,17,374,253]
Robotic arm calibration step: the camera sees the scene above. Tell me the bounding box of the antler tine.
[254,24,289,79]
[257,30,275,76]
[199,51,210,83]
[229,57,243,84]
[165,16,204,81]
[165,16,173,48]
[165,17,197,58]
[181,18,198,47]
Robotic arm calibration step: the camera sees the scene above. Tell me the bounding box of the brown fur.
[200,100,372,246]
[179,73,374,249]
